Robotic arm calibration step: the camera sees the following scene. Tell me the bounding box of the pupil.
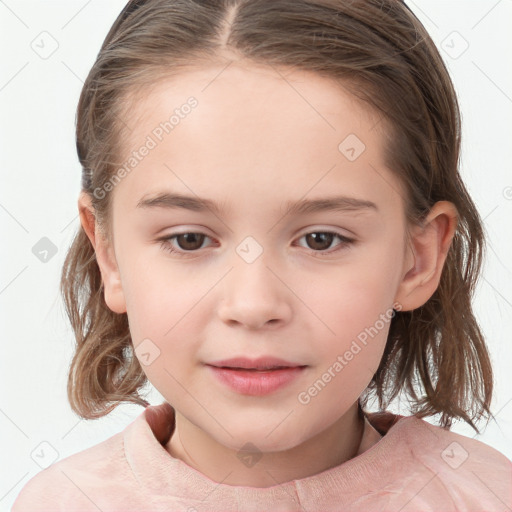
[307,232,332,250]
[179,233,203,250]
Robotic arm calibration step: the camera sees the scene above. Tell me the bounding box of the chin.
[212,423,309,454]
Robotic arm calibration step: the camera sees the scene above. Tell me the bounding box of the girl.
[13,0,511,510]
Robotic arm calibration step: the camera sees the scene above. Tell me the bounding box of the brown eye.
[304,232,335,251]
[295,231,355,257]
[158,232,213,257]
[158,230,355,259]
[174,233,206,251]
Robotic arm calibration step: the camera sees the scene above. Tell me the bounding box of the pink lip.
[205,357,307,396]
[207,356,303,370]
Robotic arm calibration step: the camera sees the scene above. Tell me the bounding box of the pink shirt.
[12,403,512,511]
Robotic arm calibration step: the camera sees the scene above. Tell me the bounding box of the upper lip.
[206,357,306,370]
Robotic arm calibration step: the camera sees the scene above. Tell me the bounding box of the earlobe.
[78,192,127,315]
[394,201,458,311]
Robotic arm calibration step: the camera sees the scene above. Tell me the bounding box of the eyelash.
[157,230,356,258]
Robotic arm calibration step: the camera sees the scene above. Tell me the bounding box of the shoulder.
[409,416,512,472]
[12,428,135,512]
[399,415,512,510]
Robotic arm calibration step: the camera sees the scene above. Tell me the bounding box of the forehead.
[111,62,404,217]
[122,62,381,153]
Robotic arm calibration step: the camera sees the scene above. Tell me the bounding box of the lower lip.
[206,365,307,396]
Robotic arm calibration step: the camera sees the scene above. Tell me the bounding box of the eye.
[158,232,213,257]
[294,231,355,256]
[157,230,355,258]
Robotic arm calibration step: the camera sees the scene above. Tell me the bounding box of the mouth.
[213,366,303,372]
[206,363,308,396]
[206,356,306,371]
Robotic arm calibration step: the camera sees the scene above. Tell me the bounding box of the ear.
[78,191,127,314]
[394,200,458,311]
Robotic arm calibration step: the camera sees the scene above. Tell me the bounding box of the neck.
[165,401,371,487]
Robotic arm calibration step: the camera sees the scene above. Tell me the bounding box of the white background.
[1,1,511,510]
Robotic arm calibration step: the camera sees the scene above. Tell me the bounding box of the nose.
[217,254,292,330]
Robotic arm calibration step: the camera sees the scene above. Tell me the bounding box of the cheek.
[302,278,394,410]
[120,260,210,376]
[120,249,203,332]
[306,259,399,335]
[295,254,400,384]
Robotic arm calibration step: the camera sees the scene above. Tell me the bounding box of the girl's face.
[100,63,414,452]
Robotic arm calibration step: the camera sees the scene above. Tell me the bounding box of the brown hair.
[61,0,495,432]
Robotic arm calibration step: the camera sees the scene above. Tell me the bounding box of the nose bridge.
[217,236,292,328]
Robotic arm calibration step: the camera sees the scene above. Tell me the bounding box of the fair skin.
[78,61,457,487]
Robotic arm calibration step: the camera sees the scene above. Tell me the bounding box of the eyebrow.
[136,192,378,216]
